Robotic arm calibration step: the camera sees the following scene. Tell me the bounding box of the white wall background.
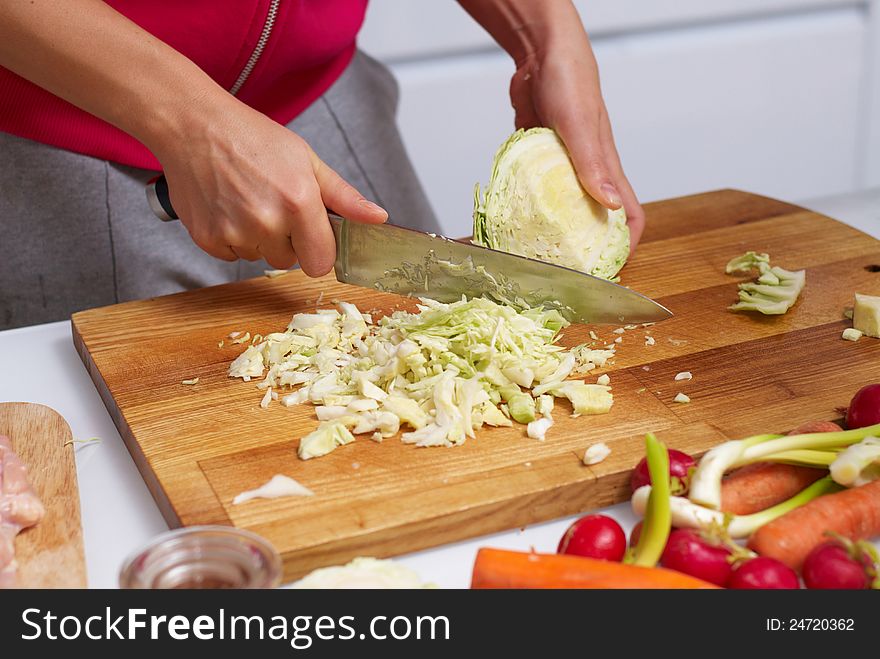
[359,0,880,236]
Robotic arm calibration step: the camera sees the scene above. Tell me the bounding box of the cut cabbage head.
[473,127,630,280]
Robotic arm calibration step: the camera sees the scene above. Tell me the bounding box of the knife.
[147,176,671,324]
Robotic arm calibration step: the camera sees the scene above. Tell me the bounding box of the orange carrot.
[748,478,880,570]
[471,548,719,589]
[721,463,826,515]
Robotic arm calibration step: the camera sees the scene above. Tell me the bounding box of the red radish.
[802,540,874,590]
[846,384,880,430]
[660,529,733,586]
[728,557,799,589]
[557,515,626,562]
[629,521,643,548]
[631,449,696,495]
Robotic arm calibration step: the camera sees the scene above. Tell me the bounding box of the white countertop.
[1,189,877,589]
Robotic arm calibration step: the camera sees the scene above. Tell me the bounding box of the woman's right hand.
[0,0,386,276]
[152,95,387,275]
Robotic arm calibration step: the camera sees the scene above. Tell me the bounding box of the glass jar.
[119,526,282,589]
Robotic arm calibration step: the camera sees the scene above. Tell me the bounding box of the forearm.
[456,0,586,65]
[0,0,227,152]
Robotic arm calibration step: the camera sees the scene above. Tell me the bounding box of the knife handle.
[145,175,179,221]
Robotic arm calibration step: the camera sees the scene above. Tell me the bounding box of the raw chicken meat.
[0,435,45,588]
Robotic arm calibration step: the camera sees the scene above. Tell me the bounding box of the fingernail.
[600,183,622,209]
[360,198,386,215]
[360,197,388,221]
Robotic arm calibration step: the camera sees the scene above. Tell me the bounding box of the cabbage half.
[473,127,630,280]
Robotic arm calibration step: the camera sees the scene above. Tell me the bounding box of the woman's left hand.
[507,24,645,252]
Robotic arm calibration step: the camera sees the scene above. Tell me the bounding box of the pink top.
[0,0,368,171]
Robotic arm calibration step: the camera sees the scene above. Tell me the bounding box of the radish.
[846,384,880,430]
[728,557,799,589]
[629,521,643,548]
[558,514,626,562]
[631,449,696,495]
[660,529,733,586]
[802,539,876,589]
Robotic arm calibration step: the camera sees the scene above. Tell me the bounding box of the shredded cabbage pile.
[229,297,615,459]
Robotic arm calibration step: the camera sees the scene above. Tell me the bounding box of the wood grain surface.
[71,189,880,581]
[0,403,87,588]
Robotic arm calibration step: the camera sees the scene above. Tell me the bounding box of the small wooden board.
[0,402,87,588]
[71,190,880,581]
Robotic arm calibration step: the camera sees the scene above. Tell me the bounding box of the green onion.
[689,423,880,509]
[630,433,671,567]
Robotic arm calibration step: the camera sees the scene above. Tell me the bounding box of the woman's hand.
[0,0,386,277]
[459,1,645,251]
[153,96,387,275]
[510,40,645,251]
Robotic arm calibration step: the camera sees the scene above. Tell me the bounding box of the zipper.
[229,0,281,96]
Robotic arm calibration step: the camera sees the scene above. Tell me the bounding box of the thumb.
[312,155,388,224]
[554,119,622,212]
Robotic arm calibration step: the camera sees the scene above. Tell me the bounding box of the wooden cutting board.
[0,403,87,588]
[71,189,880,582]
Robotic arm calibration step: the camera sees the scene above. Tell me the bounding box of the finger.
[184,222,238,262]
[510,71,541,129]
[553,109,622,211]
[285,176,338,277]
[312,154,387,225]
[201,243,238,262]
[258,237,298,270]
[598,112,646,251]
[229,245,262,261]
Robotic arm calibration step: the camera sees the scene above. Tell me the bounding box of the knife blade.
[145,175,671,324]
[329,216,671,325]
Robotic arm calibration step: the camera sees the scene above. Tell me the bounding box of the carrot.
[721,463,827,515]
[719,421,841,515]
[747,478,880,570]
[787,420,843,435]
[471,548,719,589]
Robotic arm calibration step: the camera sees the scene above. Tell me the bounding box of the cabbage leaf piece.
[726,252,805,315]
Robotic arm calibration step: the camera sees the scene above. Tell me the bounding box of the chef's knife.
[147,176,671,324]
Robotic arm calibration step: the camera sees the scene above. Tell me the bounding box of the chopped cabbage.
[853,292,880,338]
[473,127,630,280]
[550,381,613,416]
[298,421,355,460]
[229,296,616,458]
[291,557,433,589]
[726,252,805,315]
[527,417,553,441]
[583,442,611,465]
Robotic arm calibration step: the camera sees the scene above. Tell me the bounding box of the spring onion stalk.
[632,477,841,538]
[688,433,781,509]
[689,423,880,509]
[629,433,672,567]
[760,449,841,468]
